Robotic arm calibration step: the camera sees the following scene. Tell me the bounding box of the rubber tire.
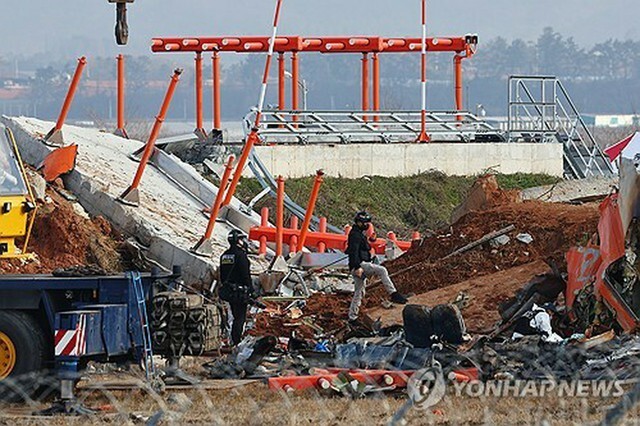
[431,304,466,345]
[0,310,47,401]
[402,305,434,348]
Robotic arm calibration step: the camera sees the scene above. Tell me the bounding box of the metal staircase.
[507,75,615,179]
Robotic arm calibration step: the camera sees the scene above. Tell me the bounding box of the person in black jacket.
[219,230,255,345]
[346,211,408,322]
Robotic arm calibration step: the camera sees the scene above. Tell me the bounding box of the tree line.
[6,27,640,122]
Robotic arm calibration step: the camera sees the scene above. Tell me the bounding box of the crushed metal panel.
[618,157,640,237]
[41,144,78,182]
[565,245,601,311]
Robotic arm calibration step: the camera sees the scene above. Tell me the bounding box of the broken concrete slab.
[521,176,617,203]
[2,116,267,286]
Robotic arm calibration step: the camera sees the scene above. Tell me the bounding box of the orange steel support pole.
[361,53,369,119]
[318,217,327,253]
[194,52,206,137]
[298,170,324,250]
[192,155,235,254]
[222,132,258,206]
[454,54,463,118]
[115,54,128,138]
[212,52,222,131]
[119,69,183,205]
[291,51,299,120]
[417,0,430,143]
[259,207,269,255]
[223,0,285,207]
[275,176,285,256]
[45,56,87,144]
[278,53,286,110]
[372,52,380,122]
[289,216,299,253]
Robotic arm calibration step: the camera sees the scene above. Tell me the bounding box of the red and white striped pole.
[417,0,430,143]
[223,0,285,206]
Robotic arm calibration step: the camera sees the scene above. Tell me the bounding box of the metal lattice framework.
[507,76,615,179]
[247,109,501,144]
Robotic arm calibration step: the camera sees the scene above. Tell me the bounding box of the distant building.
[592,114,640,128]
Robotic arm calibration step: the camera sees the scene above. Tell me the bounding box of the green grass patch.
[234,172,560,239]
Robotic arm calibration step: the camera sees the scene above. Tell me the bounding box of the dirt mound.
[0,189,125,274]
[450,174,521,224]
[372,200,599,301]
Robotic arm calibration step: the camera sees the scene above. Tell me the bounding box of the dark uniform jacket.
[219,246,254,302]
[346,227,373,271]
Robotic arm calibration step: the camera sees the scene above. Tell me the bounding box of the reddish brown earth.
[368,260,552,333]
[252,180,601,339]
[373,200,599,301]
[252,293,351,339]
[0,189,125,274]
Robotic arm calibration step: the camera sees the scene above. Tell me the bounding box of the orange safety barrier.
[44,57,87,146]
[298,170,324,249]
[268,370,415,392]
[119,68,183,206]
[248,226,412,254]
[191,155,235,255]
[114,54,129,138]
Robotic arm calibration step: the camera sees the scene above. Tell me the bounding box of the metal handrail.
[507,75,614,178]
[246,109,501,144]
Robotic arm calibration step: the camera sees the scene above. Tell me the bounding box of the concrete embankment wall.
[247,142,564,178]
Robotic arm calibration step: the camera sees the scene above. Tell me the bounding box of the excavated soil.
[252,293,351,339]
[368,260,552,333]
[0,188,125,275]
[369,200,599,303]
[251,193,601,339]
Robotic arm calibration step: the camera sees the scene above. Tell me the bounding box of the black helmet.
[541,302,558,314]
[354,211,372,224]
[228,229,248,246]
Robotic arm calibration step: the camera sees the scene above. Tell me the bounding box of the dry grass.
[1,380,639,425]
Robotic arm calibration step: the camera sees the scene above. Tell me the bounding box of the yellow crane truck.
[0,125,36,258]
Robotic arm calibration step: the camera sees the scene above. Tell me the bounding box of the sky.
[3,0,640,59]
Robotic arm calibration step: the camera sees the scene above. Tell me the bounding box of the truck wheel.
[0,311,47,401]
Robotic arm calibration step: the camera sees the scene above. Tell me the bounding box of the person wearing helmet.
[346,211,408,323]
[219,229,255,345]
